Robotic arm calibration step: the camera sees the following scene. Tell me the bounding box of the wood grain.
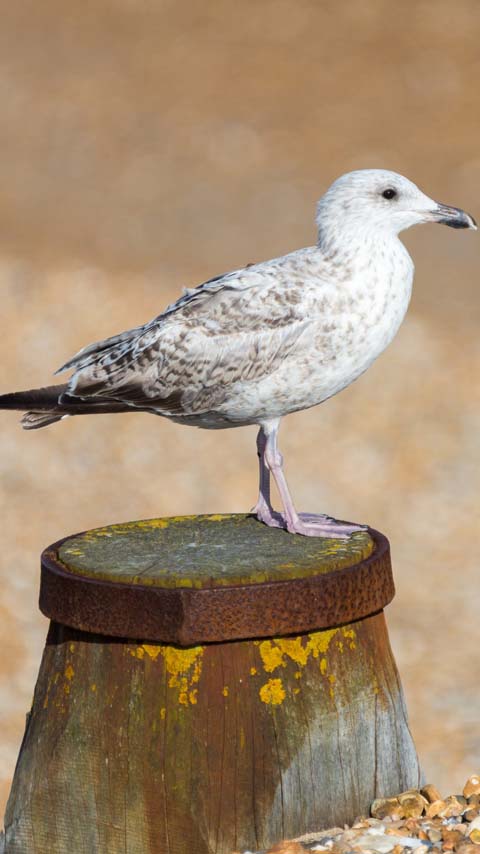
[5,613,421,853]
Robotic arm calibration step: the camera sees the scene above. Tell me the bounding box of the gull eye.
[382,188,397,200]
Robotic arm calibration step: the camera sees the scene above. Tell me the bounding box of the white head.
[316,169,476,250]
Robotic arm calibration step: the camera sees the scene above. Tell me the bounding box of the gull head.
[316,169,477,246]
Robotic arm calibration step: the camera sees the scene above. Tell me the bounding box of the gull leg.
[260,419,367,539]
[251,427,284,528]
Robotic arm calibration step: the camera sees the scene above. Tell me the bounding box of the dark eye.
[382,188,397,200]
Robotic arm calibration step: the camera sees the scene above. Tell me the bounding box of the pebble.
[354,833,396,852]
[398,794,428,819]
[371,798,405,821]
[421,785,443,804]
[442,797,465,819]
[442,829,465,849]
[426,800,446,819]
[463,778,480,800]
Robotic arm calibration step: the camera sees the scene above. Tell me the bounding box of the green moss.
[57,513,374,589]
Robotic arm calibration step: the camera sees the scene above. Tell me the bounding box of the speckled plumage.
[1,169,475,536]
[57,222,413,429]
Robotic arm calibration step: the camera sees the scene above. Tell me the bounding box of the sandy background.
[0,0,479,817]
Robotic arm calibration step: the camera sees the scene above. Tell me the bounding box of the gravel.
[232,775,480,854]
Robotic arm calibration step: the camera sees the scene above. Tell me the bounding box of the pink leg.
[254,419,367,539]
[251,427,283,528]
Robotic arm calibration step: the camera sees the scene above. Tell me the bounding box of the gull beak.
[433,203,477,230]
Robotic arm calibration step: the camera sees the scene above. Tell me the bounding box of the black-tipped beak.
[434,203,477,230]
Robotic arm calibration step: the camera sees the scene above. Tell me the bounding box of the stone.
[420,784,442,804]
[427,827,442,843]
[468,816,480,833]
[458,845,480,854]
[426,800,445,818]
[397,792,427,818]
[439,796,465,818]
[370,799,404,821]
[354,833,395,853]
[442,828,467,849]
[464,777,480,800]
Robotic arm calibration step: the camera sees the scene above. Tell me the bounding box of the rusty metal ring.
[40,518,393,646]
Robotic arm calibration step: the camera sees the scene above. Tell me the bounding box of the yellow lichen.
[250,667,257,676]
[160,707,166,719]
[64,664,74,681]
[258,640,286,672]
[128,643,203,706]
[259,678,286,705]
[306,629,339,657]
[320,658,327,674]
[222,686,229,697]
[256,628,344,682]
[141,644,162,661]
[342,628,357,650]
[162,646,203,677]
[90,684,97,692]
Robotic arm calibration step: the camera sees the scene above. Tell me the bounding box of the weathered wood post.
[4,514,421,854]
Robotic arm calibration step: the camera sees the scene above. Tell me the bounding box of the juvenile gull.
[0,170,476,537]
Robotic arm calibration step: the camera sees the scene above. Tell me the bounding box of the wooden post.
[4,514,421,854]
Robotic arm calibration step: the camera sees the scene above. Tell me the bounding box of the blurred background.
[0,0,479,816]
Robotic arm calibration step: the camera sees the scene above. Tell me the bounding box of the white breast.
[221,239,414,423]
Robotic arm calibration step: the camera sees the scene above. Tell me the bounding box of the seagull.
[0,170,476,537]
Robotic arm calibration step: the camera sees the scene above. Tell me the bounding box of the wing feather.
[58,248,318,418]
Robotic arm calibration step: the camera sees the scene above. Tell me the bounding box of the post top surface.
[41,514,392,644]
[57,513,375,589]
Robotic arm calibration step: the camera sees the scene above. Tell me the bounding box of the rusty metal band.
[40,528,393,646]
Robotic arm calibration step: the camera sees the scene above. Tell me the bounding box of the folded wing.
[58,257,313,420]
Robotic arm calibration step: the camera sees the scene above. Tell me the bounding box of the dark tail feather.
[0,384,68,430]
[0,384,69,411]
[0,384,134,430]
[21,411,65,430]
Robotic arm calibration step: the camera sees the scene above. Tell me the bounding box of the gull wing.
[56,253,316,417]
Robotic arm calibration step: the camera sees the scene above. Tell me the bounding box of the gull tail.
[0,384,132,430]
[0,385,69,429]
